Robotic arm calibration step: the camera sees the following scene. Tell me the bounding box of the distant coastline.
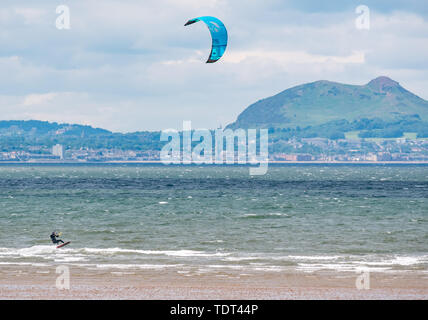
[0,160,427,165]
[2,120,428,163]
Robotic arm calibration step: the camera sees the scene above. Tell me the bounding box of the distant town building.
[297,154,313,161]
[52,144,64,159]
[273,154,313,161]
[377,153,392,161]
[365,153,378,161]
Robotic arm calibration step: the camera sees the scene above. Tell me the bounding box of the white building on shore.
[52,144,64,159]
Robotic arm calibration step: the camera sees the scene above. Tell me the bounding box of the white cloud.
[22,93,58,106]
[0,1,426,132]
[223,50,365,65]
[14,7,47,24]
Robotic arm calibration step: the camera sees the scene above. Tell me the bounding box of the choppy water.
[0,164,427,274]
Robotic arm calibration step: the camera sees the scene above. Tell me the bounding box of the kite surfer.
[50,231,64,245]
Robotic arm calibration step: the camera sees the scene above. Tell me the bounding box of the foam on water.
[0,245,59,257]
[1,244,426,274]
[79,248,230,257]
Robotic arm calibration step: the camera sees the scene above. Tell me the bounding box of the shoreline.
[0,160,428,165]
[1,265,427,299]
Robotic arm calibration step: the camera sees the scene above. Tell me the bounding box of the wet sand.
[0,265,427,299]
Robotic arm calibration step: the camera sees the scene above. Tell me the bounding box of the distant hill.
[227,76,428,133]
[0,120,162,152]
[0,120,111,136]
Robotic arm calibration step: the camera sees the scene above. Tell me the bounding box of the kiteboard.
[56,241,71,249]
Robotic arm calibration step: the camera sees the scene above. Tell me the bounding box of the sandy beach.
[0,265,427,300]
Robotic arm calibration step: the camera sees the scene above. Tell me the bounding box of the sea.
[0,164,427,275]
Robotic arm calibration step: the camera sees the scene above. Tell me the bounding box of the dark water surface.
[0,164,426,274]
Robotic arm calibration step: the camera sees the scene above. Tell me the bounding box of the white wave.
[295,254,428,273]
[0,245,59,257]
[1,246,426,273]
[354,255,428,267]
[159,250,230,257]
[54,256,88,263]
[297,263,392,273]
[1,246,229,259]
[204,264,285,272]
[93,263,183,270]
[222,254,341,262]
[241,213,288,217]
[389,255,427,266]
[224,257,259,262]
[205,265,247,270]
[79,247,230,257]
[287,255,342,261]
[0,262,50,267]
[252,266,285,272]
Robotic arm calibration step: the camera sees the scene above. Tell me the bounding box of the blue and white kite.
[185,16,228,63]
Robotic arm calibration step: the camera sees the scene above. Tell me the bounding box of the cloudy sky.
[0,0,427,132]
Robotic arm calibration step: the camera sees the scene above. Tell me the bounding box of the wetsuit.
[50,233,64,244]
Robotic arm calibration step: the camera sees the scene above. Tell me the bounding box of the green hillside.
[227,77,428,136]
